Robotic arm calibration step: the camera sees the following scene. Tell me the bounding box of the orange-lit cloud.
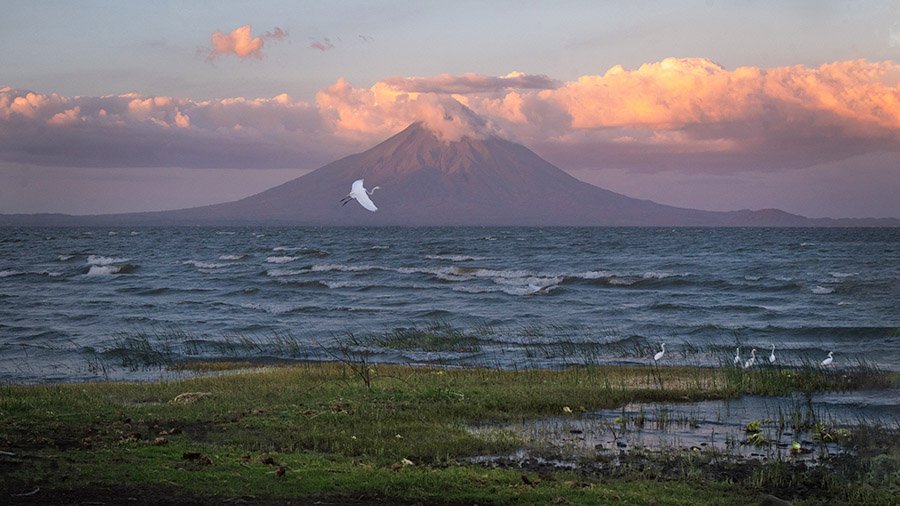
[1,59,898,171]
[207,24,287,60]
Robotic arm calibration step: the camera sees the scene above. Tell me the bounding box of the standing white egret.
[653,343,666,362]
[743,348,757,369]
[821,351,834,366]
[733,347,741,366]
[769,344,776,364]
[340,179,380,212]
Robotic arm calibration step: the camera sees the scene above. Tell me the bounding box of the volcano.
[2,122,896,226]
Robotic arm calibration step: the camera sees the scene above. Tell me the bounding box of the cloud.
[1,59,898,172]
[381,72,560,94]
[309,38,335,51]
[207,24,287,60]
[461,58,900,171]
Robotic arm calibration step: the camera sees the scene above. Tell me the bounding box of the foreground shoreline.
[2,362,897,505]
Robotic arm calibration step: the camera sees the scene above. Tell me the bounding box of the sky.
[1,0,899,218]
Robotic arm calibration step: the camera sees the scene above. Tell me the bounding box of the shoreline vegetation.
[2,347,898,505]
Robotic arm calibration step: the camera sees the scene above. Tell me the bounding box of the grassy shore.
[1,362,897,505]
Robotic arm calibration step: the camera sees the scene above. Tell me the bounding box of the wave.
[266,256,300,264]
[272,246,330,257]
[0,269,63,278]
[87,255,130,266]
[371,245,390,250]
[57,254,77,262]
[811,285,834,294]
[266,268,310,277]
[115,286,209,296]
[266,263,378,276]
[86,265,120,276]
[182,260,229,269]
[425,254,487,262]
[270,279,331,289]
[829,272,858,278]
[218,254,247,261]
[84,263,138,276]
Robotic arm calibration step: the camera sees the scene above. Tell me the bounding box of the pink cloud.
[207,24,287,60]
[1,60,898,173]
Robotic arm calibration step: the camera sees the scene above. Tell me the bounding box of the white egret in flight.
[653,343,666,362]
[821,351,834,366]
[341,179,380,212]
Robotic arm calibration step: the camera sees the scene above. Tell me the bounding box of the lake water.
[1,227,898,383]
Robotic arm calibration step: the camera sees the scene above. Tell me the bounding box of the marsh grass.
[1,362,897,504]
[374,321,481,352]
[9,323,899,504]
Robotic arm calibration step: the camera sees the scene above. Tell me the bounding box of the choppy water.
[1,227,898,382]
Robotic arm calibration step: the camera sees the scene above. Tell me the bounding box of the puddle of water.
[473,390,899,464]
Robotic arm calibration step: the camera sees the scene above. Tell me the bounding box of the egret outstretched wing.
[355,191,378,212]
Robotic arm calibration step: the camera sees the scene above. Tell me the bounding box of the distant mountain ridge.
[1,122,897,226]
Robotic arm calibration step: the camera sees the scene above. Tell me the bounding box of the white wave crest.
[425,254,486,262]
[87,255,130,266]
[811,285,834,294]
[272,246,303,252]
[573,270,614,280]
[310,263,378,273]
[219,254,246,261]
[266,269,308,277]
[323,280,356,289]
[58,254,75,261]
[86,265,121,276]
[266,256,301,264]
[371,245,390,250]
[1,270,62,278]
[642,271,675,279]
[182,260,228,269]
[829,272,857,278]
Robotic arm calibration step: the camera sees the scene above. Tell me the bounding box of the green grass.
[1,362,897,504]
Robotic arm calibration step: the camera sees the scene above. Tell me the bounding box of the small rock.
[153,437,168,446]
[171,392,212,404]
